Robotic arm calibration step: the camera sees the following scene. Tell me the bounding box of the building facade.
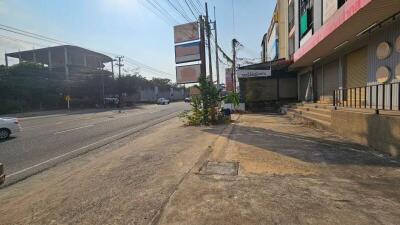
[289,0,400,107]
[262,0,289,62]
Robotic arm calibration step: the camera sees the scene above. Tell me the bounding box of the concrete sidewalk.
[157,114,400,225]
[0,117,225,225]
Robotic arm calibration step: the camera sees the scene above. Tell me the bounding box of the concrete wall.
[367,19,400,84]
[139,87,185,102]
[331,110,400,158]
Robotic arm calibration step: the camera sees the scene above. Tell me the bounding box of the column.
[33,51,37,63]
[5,54,8,69]
[83,55,87,67]
[48,49,52,71]
[111,61,114,79]
[4,54,9,75]
[64,47,69,80]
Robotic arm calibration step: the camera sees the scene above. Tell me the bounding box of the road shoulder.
[0,117,225,225]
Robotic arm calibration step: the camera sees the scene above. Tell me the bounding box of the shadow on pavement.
[202,121,400,167]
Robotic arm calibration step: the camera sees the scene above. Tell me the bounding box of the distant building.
[261,0,289,63]
[5,45,114,79]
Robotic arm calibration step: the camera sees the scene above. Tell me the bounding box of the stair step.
[287,110,332,130]
[289,108,332,123]
[296,106,332,115]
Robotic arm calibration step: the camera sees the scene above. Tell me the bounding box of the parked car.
[0,163,5,185]
[157,98,170,105]
[184,97,191,103]
[0,117,21,140]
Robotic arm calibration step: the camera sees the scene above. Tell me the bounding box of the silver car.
[0,117,22,140]
[157,98,170,105]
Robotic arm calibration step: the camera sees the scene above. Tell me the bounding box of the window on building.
[299,0,314,38]
[338,0,347,8]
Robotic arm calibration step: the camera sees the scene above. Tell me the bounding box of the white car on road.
[0,117,21,140]
[157,98,170,105]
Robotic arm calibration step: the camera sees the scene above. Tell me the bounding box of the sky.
[0,0,275,82]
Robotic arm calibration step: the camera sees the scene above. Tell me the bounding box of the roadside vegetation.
[0,63,181,114]
[180,76,239,126]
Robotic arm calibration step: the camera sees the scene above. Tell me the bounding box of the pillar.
[64,47,69,80]
[111,61,114,79]
[33,51,37,63]
[5,54,9,75]
[48,49,52,71]
[5,54,8,69]
[83,55,87,67]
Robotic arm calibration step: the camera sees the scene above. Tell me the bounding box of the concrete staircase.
[285,103,333,130]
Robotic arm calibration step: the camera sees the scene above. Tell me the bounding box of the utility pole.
[205,2,213,83]
[213,7,220,86]
[115,56,124,111]
[199,16,207,79]
[232,39,237,93]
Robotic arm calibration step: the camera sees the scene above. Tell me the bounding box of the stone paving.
[158,114,400,225]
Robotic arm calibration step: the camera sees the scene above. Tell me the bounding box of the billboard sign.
[176,64,201,84]
[175,41,201,64]
[225,68,234,92]
[174,22,199,44]
[237,69,271,79]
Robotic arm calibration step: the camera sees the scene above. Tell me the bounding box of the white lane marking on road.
[6,112,180,178]
[53,125,94,135]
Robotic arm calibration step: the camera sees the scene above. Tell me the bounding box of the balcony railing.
[333,82,400,112]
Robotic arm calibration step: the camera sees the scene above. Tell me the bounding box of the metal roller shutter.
[315,66,323,101]
[299,73,310,101]
[323,60,340,102]
[346,47,367,88]
[345,47,368,107]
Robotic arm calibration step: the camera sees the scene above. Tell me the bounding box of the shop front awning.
[238,59,295,79]
[292,0,400,68]
[238,58,292,71]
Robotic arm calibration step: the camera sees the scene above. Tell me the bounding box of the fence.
[333,82,400,111]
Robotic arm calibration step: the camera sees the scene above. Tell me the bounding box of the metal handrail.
[333,81,400,112]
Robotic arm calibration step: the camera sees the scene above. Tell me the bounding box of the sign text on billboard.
[176,64,201,84]
[175,41,201,64]
[174,22,199,44]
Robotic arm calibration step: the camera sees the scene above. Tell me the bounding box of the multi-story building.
[5,45,114,79]
[262,0,289,62]
[289,0,400,105]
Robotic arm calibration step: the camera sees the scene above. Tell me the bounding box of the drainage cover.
[199,161,239,176]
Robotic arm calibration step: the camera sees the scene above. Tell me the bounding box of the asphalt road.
[0,102,189,178]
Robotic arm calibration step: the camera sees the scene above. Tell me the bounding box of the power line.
[0,34,47,48]
[139,0,176,25]
[164,0,192,22]
[0,24,175,80]
[183,0,198,20]
[0,24,70,45]
[231,0,236,37]
[194,0,205,12]
[146,0,179,24]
